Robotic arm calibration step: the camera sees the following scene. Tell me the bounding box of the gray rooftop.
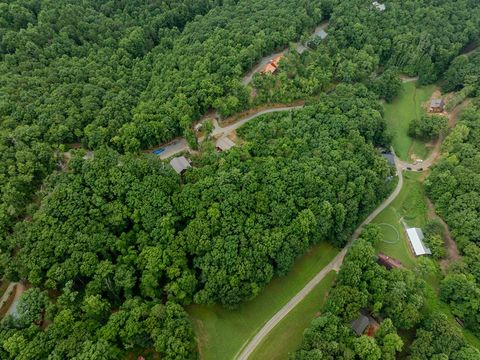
[170,156,191,174]
[431,99,444,107]
[351,314,370,335]
[216,137,236,151]
[382,153,395,166]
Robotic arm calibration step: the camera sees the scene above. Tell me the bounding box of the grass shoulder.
[187,242,339,360]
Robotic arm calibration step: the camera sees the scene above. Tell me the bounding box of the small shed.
[406,228,431,256]
[372,1,386,11]
[194,123,203,132]
[170,156,191,175]
[351,314,370,336]
[377,252,403,270]
[430,99,445,113]
[216,137,236,152]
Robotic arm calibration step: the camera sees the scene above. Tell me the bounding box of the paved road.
[159,138,188,160]
[235,152,404,360]
[212,106,304,137]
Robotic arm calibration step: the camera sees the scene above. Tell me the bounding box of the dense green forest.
[2,0,480,358]
[426,103,480,337]
[295,228,480,359]
[0,84,390,358]
[254,0,480,103]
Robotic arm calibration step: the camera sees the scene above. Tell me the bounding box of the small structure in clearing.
[372,1,386,11]
[216,137,236,152]
[377,252,403,270]
[351,314,370,336]
[351,312,380,337]
[194,123,203,132]
[406,228,432,256]
[429,99,445,113]
[170,156,191,175]
[381,152,395,166]
[261,55,283,75]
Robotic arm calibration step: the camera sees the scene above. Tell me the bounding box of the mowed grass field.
[187,242,339,360]
[383,82,436,161]
[249,271,337,360]
[372,171,427,268]
[371,171,480,349]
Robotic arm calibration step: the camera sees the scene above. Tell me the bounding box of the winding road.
[235,152,404,360]
[159,105,304,159]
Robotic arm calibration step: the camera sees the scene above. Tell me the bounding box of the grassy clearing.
[372,171,428,268]
[249,271,337,360]
[187,242,339,360]
[383,82,436,161]
[371,171,480,349]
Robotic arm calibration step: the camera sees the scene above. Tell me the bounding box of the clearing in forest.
[371,171,480,349]
[187,242,338,360]
[383,82,436,161]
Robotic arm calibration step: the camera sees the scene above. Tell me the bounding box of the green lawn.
[187,242,339,360]
[371,171,480,349]
[372,171,428,268]
[383,82,436,161]
[250,271,337,360]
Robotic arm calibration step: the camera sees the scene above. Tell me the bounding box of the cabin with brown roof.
[261,55,284,75]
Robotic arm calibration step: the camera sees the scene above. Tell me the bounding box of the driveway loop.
[378,223,400,244]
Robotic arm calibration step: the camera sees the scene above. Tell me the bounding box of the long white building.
[406,228,432,256]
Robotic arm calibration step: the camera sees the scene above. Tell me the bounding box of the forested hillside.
[426,103,480,337]
[1,0,480,358]
[254,0,480,103]
[0,0,321,263]
[0,84,390,357]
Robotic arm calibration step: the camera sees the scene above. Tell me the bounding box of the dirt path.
[235,152,404,360]
[0,282,16,307]
[398,99,469,171]
[7,282,25,317]
[426,199,460,271]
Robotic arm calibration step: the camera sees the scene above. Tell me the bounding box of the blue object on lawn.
[153,148,165,155]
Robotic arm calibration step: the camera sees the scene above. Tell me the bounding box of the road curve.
[160,105,303,159]
[235,152,404,360]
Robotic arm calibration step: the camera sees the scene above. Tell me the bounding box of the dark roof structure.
[351,314,370,336]
[381,152,395,166]
[378,252,403,270]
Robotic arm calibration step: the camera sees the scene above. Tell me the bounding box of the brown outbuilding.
[377,252,403,270]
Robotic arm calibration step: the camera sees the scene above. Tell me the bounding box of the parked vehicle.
[152,148,165,155]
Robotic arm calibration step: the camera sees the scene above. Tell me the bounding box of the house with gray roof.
[351,314,370,336]
[170,156,191,175]
[216,137,236,152]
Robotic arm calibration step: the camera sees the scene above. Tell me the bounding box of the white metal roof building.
[406,228,432,256]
